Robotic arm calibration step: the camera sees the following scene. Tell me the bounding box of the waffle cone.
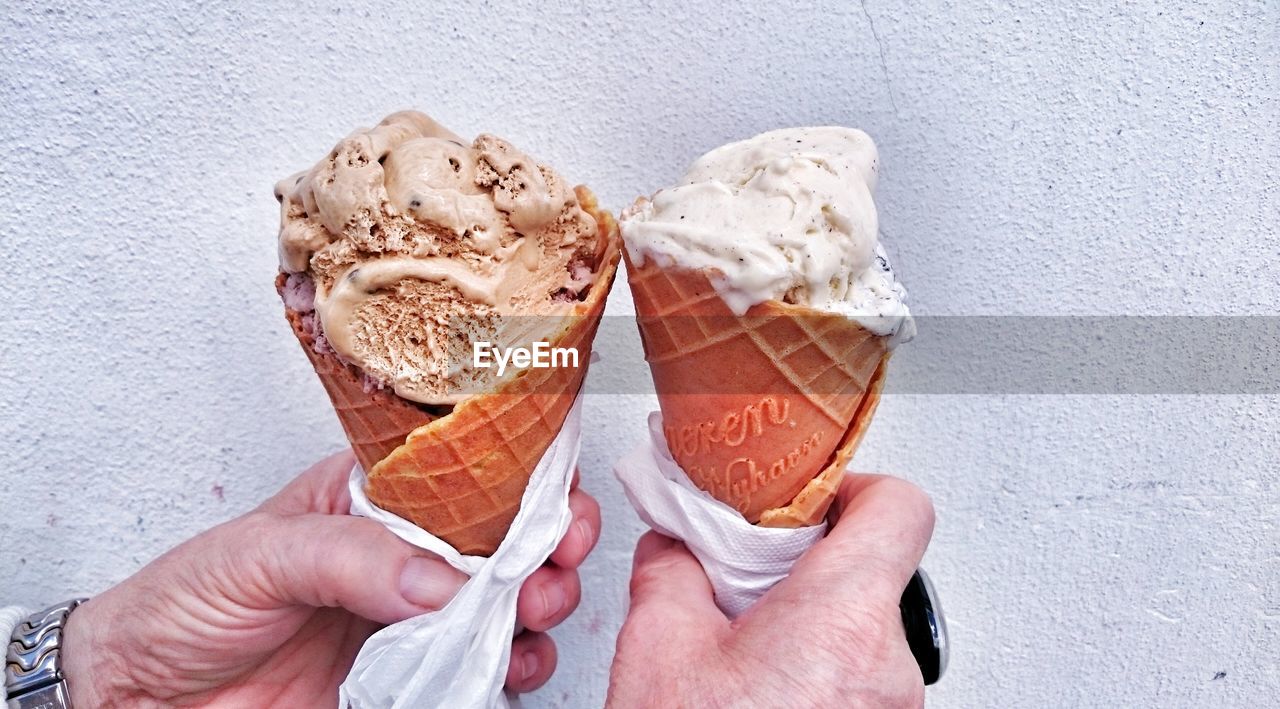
[283,187,620,555]
[625,251,890,526]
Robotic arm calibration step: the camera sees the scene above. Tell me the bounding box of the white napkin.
[340,395,583,709]
[613,412,828,618]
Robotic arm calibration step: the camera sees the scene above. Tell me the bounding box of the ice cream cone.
[283,188,620,555]
[625,251,890,527]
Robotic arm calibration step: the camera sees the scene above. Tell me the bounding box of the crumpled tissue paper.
[613,412,827,618]
[340,396,583,708]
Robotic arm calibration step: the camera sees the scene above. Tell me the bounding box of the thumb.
[227,511,469,625]
[625,532,727,636]
[611,533,725,703]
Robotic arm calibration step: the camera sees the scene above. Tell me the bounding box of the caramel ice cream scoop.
[276,110,605,406]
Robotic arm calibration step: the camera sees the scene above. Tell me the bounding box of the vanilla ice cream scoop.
[621,126,914,344]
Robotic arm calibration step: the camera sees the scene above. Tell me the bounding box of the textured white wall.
[2,1,1276,707]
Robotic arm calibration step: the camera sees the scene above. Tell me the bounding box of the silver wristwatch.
[5,599,87,709]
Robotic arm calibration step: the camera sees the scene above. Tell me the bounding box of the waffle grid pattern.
[373,373,577,546]
[626,253,890,526]
[628,259,880,427]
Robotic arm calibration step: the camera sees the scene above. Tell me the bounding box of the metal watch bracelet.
[5,599,87,709]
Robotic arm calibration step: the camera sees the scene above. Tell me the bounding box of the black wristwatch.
[4,599,87,709]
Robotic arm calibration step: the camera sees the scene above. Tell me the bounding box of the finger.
[232,511,468,625]
[258,449,357,516]
[516,565,581,632]
[571,467,581,490]
[549,489,601,569]
[631,530,686,571]
[505,631,557,693]
[783,474,935,605]
[626,532,726,637]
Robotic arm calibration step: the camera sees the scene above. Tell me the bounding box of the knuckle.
[231,510,279,539]
[902,481,937,528]
[563,569,583,606]
[629,550,686,595]
[620,596,674,640]
[864,477,936,542]
[904,486,936,533]
[228,512,286,564]
[880,477,935,520]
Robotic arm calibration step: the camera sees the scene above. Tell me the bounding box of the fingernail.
[399,556,466,609]
[520,651,539,682]
[575,518,594,553]
[540,581,567,620]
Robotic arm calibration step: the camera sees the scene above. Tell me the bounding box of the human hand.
[60,449,601,707]
[608,474,935,708]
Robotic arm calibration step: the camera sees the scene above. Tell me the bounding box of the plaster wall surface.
[2,2,1276,706]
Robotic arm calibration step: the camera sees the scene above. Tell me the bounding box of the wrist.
[60,598,139,709]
